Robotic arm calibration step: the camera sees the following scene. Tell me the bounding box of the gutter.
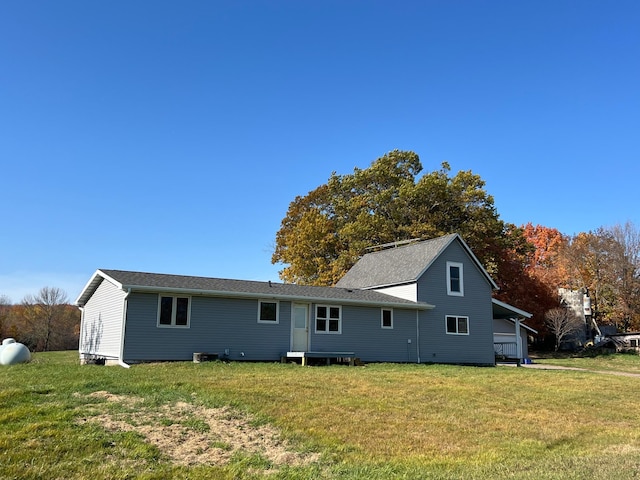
[121,285,435,311]
[78,306,85,361]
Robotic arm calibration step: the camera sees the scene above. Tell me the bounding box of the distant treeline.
[0,287,80,352]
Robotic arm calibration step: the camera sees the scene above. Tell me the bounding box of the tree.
[21,287,71,351]
[608,221,640,331]
[494,223,570,336]
[522,223,570,287]
[273,150,515,286]
[561,225,640,331]
[544,307,584,351]
[0,294,11,339]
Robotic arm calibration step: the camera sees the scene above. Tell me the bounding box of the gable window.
[381,308,393,329]
[258,300,279,324]
[447,261,464,296]
[316,305,341,334]
[446,315,469,335]
[158,295,190,327]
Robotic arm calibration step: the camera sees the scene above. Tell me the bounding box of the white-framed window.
[381,308,393,329]
[157,295,191,328]
[258,300,279,324]
[315,305,341,334]
[446,315,469,335]
[447,261,464,296]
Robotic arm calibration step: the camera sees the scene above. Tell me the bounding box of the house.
[76,234,533,366]
[596,332,640,353]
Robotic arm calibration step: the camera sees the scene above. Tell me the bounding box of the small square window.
[446,315,469,335]
[381,309,393,329]
[258,301,279,323]
[316,305,341,334]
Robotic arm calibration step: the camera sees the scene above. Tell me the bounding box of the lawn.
[1,351,640,479]
[534,351,640,374]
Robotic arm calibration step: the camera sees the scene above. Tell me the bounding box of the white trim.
[315,304,342,334]
[381,308,393,329]
[445,315,469,335]
[446,261,464,296]
[119,288,131,364]
[156,294,191,328]
[257,299,279,324]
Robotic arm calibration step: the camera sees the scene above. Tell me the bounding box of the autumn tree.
[492,230,556,336]
[272,150,518,287]
[545,307,584,351]
[493,224,570,335]
[522,223,570,287]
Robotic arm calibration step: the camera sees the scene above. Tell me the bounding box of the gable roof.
[75,269,434,310]
[335,234,498,290]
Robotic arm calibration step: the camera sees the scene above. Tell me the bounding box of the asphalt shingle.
[88,269,431,309]
[335,234,458,289]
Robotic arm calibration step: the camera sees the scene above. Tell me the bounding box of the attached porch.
[492,299,537,363]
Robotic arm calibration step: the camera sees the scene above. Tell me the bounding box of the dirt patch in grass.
[76,391,319,468]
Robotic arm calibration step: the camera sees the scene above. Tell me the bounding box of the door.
[291,303,309,351]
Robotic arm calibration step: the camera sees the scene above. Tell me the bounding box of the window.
[381,308,393,329]
[446,315,469,335]
[158,295,190,327]
[258,300,279,323]
[631,339,638,347]
[447,261,464,296]
[316,305,341,334]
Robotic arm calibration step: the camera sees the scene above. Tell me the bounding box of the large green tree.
[272,150,521,288]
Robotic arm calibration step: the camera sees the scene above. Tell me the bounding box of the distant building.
[557,288,595,349]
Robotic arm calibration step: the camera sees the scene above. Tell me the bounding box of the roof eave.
[492,298,533,319]
[121,284,435,310]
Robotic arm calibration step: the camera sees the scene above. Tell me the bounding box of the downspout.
[416,310,421,364]
[119,289,132,368]
[78,306,85,363]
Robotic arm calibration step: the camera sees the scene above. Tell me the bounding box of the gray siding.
[122,293,292,362]
[416,240,495,365]
[309,305,419,362]
[80,278,126,360]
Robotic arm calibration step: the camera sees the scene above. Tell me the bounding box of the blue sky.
[1,1,638,303]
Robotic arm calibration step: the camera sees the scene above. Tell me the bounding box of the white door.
[291,303,309,351]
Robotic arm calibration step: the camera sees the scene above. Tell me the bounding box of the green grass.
[1,351,640,479]
[534,350,640,374]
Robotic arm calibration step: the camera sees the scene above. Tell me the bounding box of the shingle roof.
[75,269,433,310]
[336,234,498,290]
[335,234,459,289]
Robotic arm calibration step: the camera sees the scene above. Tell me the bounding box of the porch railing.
[494,342,518,359]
